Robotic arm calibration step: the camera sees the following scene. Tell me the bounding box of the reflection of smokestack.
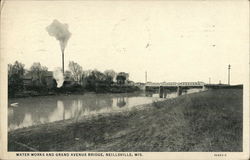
[57,100,65,120]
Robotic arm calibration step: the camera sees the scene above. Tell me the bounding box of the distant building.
[23,76,32,87]
[127,80,135,85]
[64,71,73,81]
[23,72,35,86]
[44,71,54,88]
[23,71,55,89]
[135,82,145,86]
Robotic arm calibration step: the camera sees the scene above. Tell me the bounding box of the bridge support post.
[159,86,164,98]
[177,86,182,96]
[163,88,167,98]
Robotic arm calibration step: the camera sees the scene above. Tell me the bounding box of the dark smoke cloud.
[46,19,71,52]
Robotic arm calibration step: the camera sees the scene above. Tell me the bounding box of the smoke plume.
[53,68,64,88]
[46,19,71,52]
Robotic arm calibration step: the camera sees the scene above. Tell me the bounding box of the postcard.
[0,0,249,160]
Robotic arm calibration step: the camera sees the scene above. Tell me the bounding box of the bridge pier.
[159,87,168,98]
[159,86,164,98]
[163,88,167,98]
[177,86,182,96]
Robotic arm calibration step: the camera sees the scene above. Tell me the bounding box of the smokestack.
[62,50,64,74]
[46,19,71,74]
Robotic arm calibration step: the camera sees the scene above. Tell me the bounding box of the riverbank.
[8,88,242,151]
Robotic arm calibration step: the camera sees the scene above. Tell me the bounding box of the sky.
[1,1,249,84]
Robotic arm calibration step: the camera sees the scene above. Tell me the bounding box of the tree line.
[8,61,133,96]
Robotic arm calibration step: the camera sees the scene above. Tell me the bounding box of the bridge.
[145,81,206,98]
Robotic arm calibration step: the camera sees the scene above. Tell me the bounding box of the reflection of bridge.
[145,82,206,98]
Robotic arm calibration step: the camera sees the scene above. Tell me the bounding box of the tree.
[84,69,106,89]
[90,69,106,81]
[104,70,116,81]
[104,69,116,84]
[29,62,48,85]
[116,72,129,85]
[8,61,25,94]
[68,61,83,83]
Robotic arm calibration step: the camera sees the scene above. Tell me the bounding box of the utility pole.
[145,71,147,83]
[228,64,231,85]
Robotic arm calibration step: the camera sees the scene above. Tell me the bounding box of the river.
[8,89,202,131]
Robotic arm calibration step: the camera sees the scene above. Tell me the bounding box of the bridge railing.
[145,82,205,87]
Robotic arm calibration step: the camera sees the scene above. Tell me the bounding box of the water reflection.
[8,93,157,131]
[8,88,203,131]
[116,97,127,107]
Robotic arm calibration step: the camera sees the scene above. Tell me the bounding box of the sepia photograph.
[0,0,249,159]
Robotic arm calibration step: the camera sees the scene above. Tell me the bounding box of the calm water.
[8,89,202,131]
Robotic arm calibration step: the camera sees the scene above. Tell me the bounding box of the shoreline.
[8,89,243,152]
[8,86,141,99]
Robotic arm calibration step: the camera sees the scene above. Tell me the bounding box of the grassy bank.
[8,89,242,151]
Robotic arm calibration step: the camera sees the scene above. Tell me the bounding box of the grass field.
[8,89,243,151]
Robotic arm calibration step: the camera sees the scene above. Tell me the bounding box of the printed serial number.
[214,153,227,157]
